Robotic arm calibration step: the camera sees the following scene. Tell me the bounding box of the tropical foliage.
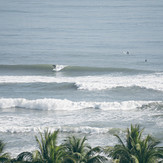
[0,124,163,163]
[63,136,106,163]
[0,140,10,163]
[107,124,163,163]
[11,151,33,163]
[33,129,65,162]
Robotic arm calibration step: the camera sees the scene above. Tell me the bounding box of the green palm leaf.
[0,140,10,162]
[33,129,68,163]
[63,135,107,163]
[107,124,163,163]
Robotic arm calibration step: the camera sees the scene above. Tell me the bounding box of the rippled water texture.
[0,0,163,157]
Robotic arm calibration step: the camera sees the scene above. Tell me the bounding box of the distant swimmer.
[126,51,129,54]
[145,59,147,62]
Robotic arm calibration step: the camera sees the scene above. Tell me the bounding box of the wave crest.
[0,98,162,111]
[0,126,119,135]
[0,73,163,91]
[138,102,163,111]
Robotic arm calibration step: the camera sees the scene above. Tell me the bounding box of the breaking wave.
[138,102,163,111]
[0,125,120,135]
[0,98,162,111]
[0,73,163,91]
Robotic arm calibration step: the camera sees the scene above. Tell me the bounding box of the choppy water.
[0,0,163,157]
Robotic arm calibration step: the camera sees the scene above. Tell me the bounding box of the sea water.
[0,0,163,157]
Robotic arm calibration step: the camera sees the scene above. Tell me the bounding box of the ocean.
[0,0,163,158]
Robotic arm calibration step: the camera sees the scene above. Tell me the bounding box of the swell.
[0,64,53,71]
[0,98,162,111]
[61,66,153,74]
[0,64,54,76]
[0,64,154,75]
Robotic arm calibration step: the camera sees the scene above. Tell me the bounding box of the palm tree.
[0,140,10,162]
[132,135,163,163]
[63,136,87,161]
[63,136,107,163]
[33,129,67,163]
[107,124,163,163]
[126,124,143,151]
[11,130,75,163]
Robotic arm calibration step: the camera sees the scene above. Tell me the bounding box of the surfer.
[52,65,56,69]
[52,64,66,71]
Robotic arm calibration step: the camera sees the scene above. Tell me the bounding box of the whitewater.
[0,0,163,158]
[0,73,163,91]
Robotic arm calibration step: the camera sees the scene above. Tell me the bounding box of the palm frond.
[16,151,33,162]
[0,140,10,162]
[114,134,126,148]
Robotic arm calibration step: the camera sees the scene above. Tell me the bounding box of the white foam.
[0,98,159,111]
[61,126,110,134]
[0,73,163,91]
[36,126,111,134]
[0,98,87,110]
[75,74,163,91]
[0,125,113,134]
